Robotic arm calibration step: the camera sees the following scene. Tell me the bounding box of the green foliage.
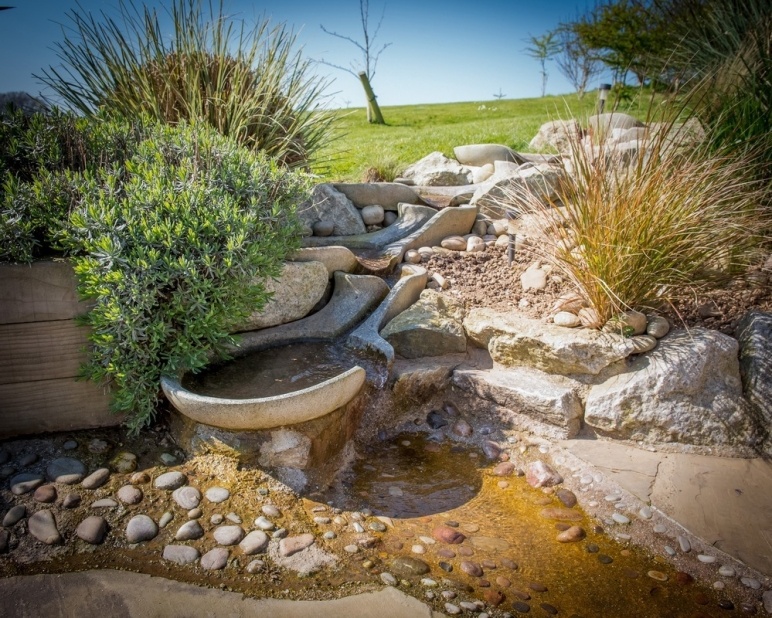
[38,0,335,168]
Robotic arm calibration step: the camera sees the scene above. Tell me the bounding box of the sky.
[0,0,602,109]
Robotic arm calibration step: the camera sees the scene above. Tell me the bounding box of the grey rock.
[289,246,358,277]
[159,452,177,465]
[28,510,62,545]
[240,530,270,555]
[205,487,230,503]
[172,486,202,510]
[213,525,245,546]
[737,311,772,432]
[313,220,334,236]
[402,151,472,186]
[10,473,44,495]
[454,144,525,167]
[529,120,582,153]
[159,512,174,528]
[298,184,366,236]
[762,590,772,613]
[117,485,143,505]
[62,440,78,450]
[81,468,111,490]
[676,535,691,552]
[279,533,315,557]
[261,504,281,518]
[333,182,423,210]
[201,547,229,570]
[162,545,199,565]
[175,520,204,541]
[62,493,81,509]
[470,164,565,218]
[18,453,38,467]
[3,504,26,527]
[76,516,108,544]
[646,315,670,339]
[1,466,17,479]
[384,211,398,226]
[553,312,581,328]
[91,498,117,508]
[391,555,431,576]
[154,471,187,490]
[125,515,158,543]
[88,439,110,454]
[254,516,275,531]
[46,458,86,484]
[361,204,385,225]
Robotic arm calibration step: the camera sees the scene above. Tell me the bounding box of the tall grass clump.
[500,122,770,327]
[39,0,335,168]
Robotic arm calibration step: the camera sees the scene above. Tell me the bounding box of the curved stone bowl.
[160,365,366,431]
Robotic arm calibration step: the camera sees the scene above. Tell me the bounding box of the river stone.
[553,311,580,328]
[154,471,186,490]
[175,520,204,541]
[33,484,57,503]
[464,308,635,375]
[557,525,586,542]
[361,204,385,225]
[91,498,117,508]
[240,530,270,555]
[279,533,315,557]
[528,119,582,152]
[237,261,328,332]
[110,452,137,474]
[126,515,158,543]
[172,486,202,510]
[470,164,565,218]
[46,458,86,484]
[585,328,758,446]
[76,516,108,544]
[520,263,548,291]
[402,151,472,186]
[454,144,524,167]
[62,493,81,509]
[313,220,333,236]
[289,246,359,277]
[200,547,229,570]
[441,235,467,251]
[492,462,516,476]
[205,487,230,503]
[213,525,245,546]
[526,461,563,488]
[433,526,466,544]
[3,505,26,526]
[10,473,44,495]
[28,510,61,545]
[629,335,657,354]
[117,485,143,505]
[163,545,199,565]
[460,561,483,577]
[646,315,670,338]
[556,488,577,507]
[298,183,366,236]
[81,468,111,490]
[381,289,466,358]
[737,311,772,433]
[391,556,431,576]
[469,536,510,552]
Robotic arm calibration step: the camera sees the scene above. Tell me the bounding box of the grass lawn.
[312,89,660,182]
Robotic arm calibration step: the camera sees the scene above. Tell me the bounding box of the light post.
[597,83,612,114]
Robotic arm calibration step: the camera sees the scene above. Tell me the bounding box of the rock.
[454,144,524,167]
[126,515,158,543]
[154,471,187,490]
[172,486,202,510]
[520,263,548,291]
[553,312,581,328]
[526,461,563,488]
[466,236,485,252]
[404,249,422,264]
[578,306,602,329]
[62,493,81,509]
[529,119,582,152]
[452,419,473,437]
[646,315,670,339]
[471,164,565,218]
[28,510,62,545]
[603,310,647,336]
[159,512,174,528]
[588,113,644,137]
[460,561,483,577]
[492,462,516,476]
[441,235,467,251]
[81,468,111,490]
[557,526,585,542]
[240,530,270,555]
[762,590,772,613]
[402,151,472,186]
[117,485,143,505]
[553,292,586,314]
[585,329,758,446]
[556,488,577,507]
[540,507,583,522]
[205,487,230,503]
[465,308,635,375]
[19,453,38,467]
[76,516,108,544]
[255,515,275,530]
[46,457,86,484]
[472,219,489,237]
[33,484,57,503]
[213,525,245,546]
[612,513,630,524]
[289,246,358,277]
[237,261,328,331]
[298,184,367,236]
[381,289,467,359]
[159,452,177,465]
[737,311,772,432]
[384,211,398,226]
[391,556,431,576]
[361,204,385,225]
[279,533,315,557]
[433,526,466,544]
[111,452,137,473]
[677,535,691,552]
[10,473,44,495]
[201,547,229,570]
[3,505,26,527]
[88,438,110,454]
[163,545,199,565]
[175,520,204,541]
[332,182,422,211]
[629,334,657,354]
[91,498,117,508]
[313,220,334,236]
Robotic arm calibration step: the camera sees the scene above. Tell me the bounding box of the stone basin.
[160,365,365,431]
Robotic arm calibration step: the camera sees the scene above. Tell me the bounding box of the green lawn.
[312,89,659,182]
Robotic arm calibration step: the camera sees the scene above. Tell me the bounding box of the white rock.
[402,151,472,186]
[646,315,670,338]
[441,235,467,251]
[360,204,385,225]
[298,184,366,236]
[520,263,548,291]
[529,119,582,152]
[554,312,581,328]
[466,236,485,252]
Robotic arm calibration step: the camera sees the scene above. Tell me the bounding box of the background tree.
[552,24,604,98]
[524,32,560,97]
[493,88,506,100]
[319,0,390,124]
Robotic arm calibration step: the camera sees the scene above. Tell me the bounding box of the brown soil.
[424,244,772,337]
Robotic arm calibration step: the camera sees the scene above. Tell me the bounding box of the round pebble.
[154,471,187,490]
[162,545,199,565]
[540,604,559,615]
[714,581,726,590]
[444,603,461,615]
[598,555,613,564]
[718,565,736,577]
[10,473,44,495]
[648,571,668,582]
[411,544,426,554]
[117,485,143,505]
[513,601,531,613]
[125,514,158,543]
[246,559,264,574]
[205,487,230,503]
[323,531,336,540]
[91,498,117,508]
[226,512,242,524]
[46,458,86,484]
[638,506,653,519]
[344,544,359,553]
[76,515,108,544]
[677,535,691,552]
[653,524,667,533]
[314,516,331,525]
[28,510,62,545]
[33,484,57,503]
[63,440,78,450]
[62,493,81,509]
[381,572,397,586]
[130,471,150,484]
[240,530,270,554]
[262,505,281,518]
[175,520,204,541]
[741,577,761,590]
[213,525,245,546]
[369,521,387,532]
[159,512,174,528]
[81,468,111,489]
[697,554,717,563]
[3,505,26,527]
[19,453,38,467]
[611,513,630,524]
[172,486,201,510]
[201,547,229,570]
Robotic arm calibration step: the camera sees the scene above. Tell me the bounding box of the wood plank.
[0,261,93,325]
[0,378,118,438]
[0,320,93,385]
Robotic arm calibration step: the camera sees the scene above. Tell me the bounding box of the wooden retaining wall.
[0,261,119,438]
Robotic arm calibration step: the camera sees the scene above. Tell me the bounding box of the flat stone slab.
[289,246,359,277]
[332,182,426,210]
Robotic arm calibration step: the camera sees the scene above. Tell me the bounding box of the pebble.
[646,315,670,338]
[557,526,586,543]
[159,512,174,528]
[433,526,466,544]
[162,545,199,565]
[10,473,44,495]
[554,311,581,327]
[28,510,62,545]
[411,544,426,554]
[213,525,244,546]
[159,453,177,465]
[664,546,676,556]
[439,561,453,572]
[0,466,15,479]
[0,449,10,465]
[460,601,480,611]
[741,577,761,590]
[380,572,397,586]
[76,516,108,544]
[762,591,772,613]
[718,600,735,610]
[110,452,137,474]
[539,507,582,522]
[598,555,613,564]
[171,487,202,512]
[62,493,81,509]
[130,471,150,484]
[648,571,668,582]
[638,506,653,519]
[63,440,78,450]
[452,419,473,437]
[438,548,456,559]
[3,505,26,527]
[391,556,430,576]
[616,533,632,541]
[246,559,264,574]
[604,494,622,502]
[81,468,111,489]
[19,453,38,467]
[677,535,691,552]
[492,462,516,477]
[261,504,281,518]
[611,513,630,525]
[653,524,667,533]
[458,546,474,556]
[496,576,511,587]
[421,578,438,587]
[482,441,501,460]
[250,516,273,531]
[91,498,118,508]
[33,484,57,503]
[239,530,270,556]
[714,581,726,590]
[556,488,577,508]
[718,565,736,577]
[200,547,229,570]
[175,520,204,541]
[501,558,518,570]
[257,488,269,496]
[352,522,365,533]
[460,561,483,577]
[226,512,242,524]
[279,533,315,557]
[540,604,559,615]
[117,485,143,505]
[444,603,461,615]
[369,521,387,532]
[526,461,563,488]
[205,487,230,503]
[313,516,331,525]
[697,554,717,563]
[512,601,531,613]
[46,457,86,484]
[323,531,336,540]
[154,471,187,490]
[344,544,359,553]
[586,543,599,553]
[126,515,158,543]
[498,481,509,489]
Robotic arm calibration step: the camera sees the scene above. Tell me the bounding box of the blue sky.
[0,0,600,108]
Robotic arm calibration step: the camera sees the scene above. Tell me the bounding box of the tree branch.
[319,24,367,56]
[315,58,359,79]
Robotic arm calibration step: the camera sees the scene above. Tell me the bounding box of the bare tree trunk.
[358,71,385,124]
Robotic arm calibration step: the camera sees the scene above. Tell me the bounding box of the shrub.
[499,120,771,326]
[54,120,308,432]
[39,0,335,168]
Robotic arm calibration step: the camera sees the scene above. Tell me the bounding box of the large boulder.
[288,246,358,277]
[332,183,423,211]
[381,289,467,358]
[298,184,366,236]
[402,152,473,187]
[584,329,759,447]
[464,308,635,375]
[453,144,525,167]
[470,163,565,218]
[528,120,582,153]
[736,311,772,433]
[237,261,329,332]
